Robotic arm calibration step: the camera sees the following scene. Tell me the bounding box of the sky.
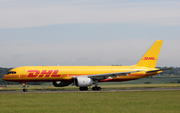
[0,0,180,68]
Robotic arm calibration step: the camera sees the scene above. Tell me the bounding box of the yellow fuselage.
[3,66,161,82]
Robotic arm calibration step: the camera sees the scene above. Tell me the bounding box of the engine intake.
[74,77,93,87]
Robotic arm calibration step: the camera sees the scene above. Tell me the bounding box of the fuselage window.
[7,71,16,74]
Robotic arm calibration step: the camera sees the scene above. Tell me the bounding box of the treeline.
[0,67,180,85]
[0,67,12,78]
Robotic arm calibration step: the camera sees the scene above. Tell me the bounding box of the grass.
[0,90,180,113]
[1,83,180,91]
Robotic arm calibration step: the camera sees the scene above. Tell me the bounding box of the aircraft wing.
[146,67,174,73]
[87,71,138,80]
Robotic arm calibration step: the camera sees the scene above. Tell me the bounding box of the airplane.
[3,40,173,92]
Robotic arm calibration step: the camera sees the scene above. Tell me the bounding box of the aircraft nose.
[3,74,9,80]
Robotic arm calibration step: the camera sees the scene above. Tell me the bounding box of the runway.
[1,87,180,93]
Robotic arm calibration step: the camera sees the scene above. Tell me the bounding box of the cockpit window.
[7,71,16,74]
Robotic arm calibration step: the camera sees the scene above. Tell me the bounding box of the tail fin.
[135,40,163,68]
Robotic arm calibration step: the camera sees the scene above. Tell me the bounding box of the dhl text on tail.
[3,40,173,92]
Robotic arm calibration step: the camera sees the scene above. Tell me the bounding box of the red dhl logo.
[27,70,61,77]
[142,57,157,60]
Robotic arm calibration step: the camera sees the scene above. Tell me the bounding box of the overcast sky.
[0,0,180,68]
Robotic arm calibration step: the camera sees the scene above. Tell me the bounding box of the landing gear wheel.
[79,87,88,91]
[23,89,27,92]
[97,87,101,90]
[92,80,101,91]
[92,87,101,91]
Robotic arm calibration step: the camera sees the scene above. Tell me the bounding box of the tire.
[98,87,101,91]
[23,89,27,92]
[92,87,101,91]
[79,87,88,91]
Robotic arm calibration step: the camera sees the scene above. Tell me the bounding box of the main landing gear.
[92,80,101,91]
[92,86,101,91]
[79,80,101,91]
[79,86,101,91]
[22,82,28,92]
[79,87,88,91]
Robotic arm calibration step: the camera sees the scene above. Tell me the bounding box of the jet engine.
[74,77,93,87]
[53,81,71,87]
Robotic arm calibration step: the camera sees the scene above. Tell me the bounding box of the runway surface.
[1,87,180,93]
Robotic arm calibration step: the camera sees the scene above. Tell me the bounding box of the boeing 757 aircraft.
[3,40,172,92]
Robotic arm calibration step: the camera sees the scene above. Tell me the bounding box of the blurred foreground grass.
[0,90,180,113]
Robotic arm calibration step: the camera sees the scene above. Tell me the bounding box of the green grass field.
[0,90,180,113]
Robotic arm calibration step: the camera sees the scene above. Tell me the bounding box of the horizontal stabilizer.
[146,68,174,73]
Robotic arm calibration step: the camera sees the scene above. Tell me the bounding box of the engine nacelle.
[74,77,93,87]
[53,81,71,87]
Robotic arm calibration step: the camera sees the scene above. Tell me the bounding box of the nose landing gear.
[21,82,28,92]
